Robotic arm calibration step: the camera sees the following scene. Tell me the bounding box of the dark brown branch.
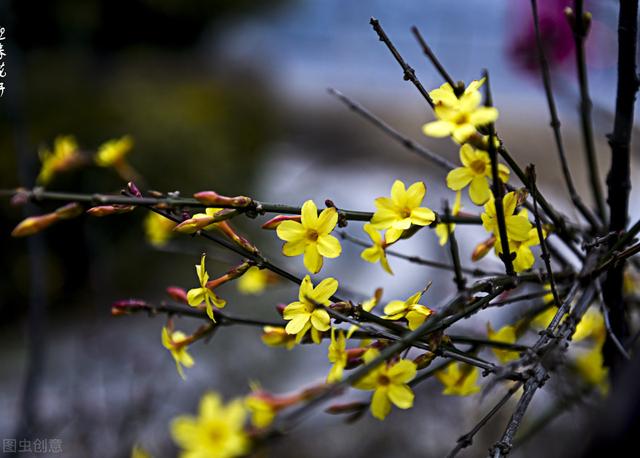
[369,17,434,108]
[484,70,515,276]
[444,200,466,290]
[602,0,639,374]
[570,0,607,221]
[530,0,601,230]
[411,26,457,91]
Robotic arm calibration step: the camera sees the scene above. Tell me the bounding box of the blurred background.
[0,0,635,456]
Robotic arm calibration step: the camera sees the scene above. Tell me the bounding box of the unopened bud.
[127,181,142,197]
[55,202,83,219]
[11,213,58,237]
[206,261,252,289]
[194,191,252,208]
[329,301,352,314]
[111,299,148,315]
[261,214,302,230]
[472,235,496,261]
[166,286,188,304]
[217,221,260,255]
[87,204,135,217]
[174,215,216,234]
[413,351,437,369]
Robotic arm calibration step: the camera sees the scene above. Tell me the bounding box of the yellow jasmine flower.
[353,349,417,420]
[283,275,338,344]
[435,191,462,246]
[327,328,348,383]
[573,307,606,345]
[171,392,249,458]
[276,200,342,274]
[495,227,542,273]
[161,327,194,380]
[37,135,83,185]
[422,78,499,143]
[95,135,133,167]
[370,180,436,244]
[187,254,226,321]
[261,326,297,349]
[574,346,609,395]
[131,445,151,458]
[244,384,278,428]
[237,266,270,295]
[360,223,393,274]
[144,212,176,247]
[481,192,532,243]
[446,145,509,205]
[347,289,382,338]
[383,290,433,330]
[486,323,520,363]
[436,363,481,396]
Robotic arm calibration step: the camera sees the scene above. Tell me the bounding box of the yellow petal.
[303,245,323,274]
[384,228,404,244]
[298,275,314,302]
[312,277,339,304]
[387,383,414,409]
[384,300,407,317]
[459,144,475,167]
[447,167,474,191]
[317,207,338,234]
[410,207,435,226]
[469,176,491,205]
[276,220,305,242]
[317,234,342,258]
[286,314,310,334]
[310,308,331,331]
[469,106,499,126]
[371,388,392,420]
[422,120,454,138]
[404,182,426,208]
[452,123,477,143]
[388,359,417,384]
[300,200,318,228]
[361,245,382,263]
[390,180,406,207]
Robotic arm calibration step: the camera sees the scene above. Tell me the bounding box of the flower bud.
[55,202,83,219]
[194,191,252,208]
[87,205,135,216]
[472,235,496,261]
[174,215,216,233]
[261,214,302,230]
[111,299,148,315]
[166,286,189,304]
[11,213,58,237]
[413,351,436,369]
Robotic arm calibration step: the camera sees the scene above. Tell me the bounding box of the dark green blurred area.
[0,0,288,324]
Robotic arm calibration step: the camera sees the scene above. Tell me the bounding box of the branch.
[529,0,601,230]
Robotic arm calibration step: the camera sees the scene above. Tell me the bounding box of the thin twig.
[411,26,457,91]
[369,17,434,108]
[530,0,601,230]
[444,200,466,290]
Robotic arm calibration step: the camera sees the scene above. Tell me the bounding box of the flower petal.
[446,167,474,191]
[469,176,491,205]
[405,182,426,208]
[390,180,406,207]
[469,106,499,126]
[317,207,338,234]
[422,120,454,138]
[276,220,305,242]
[303,245,323,274]
[388,360,417,384]
[387,384,414,409]
[371,388,392,420]
[300,200,318,229]
[317,234,342,258]
[283,238,307,256]
[312,277,339,304]
[410,207,436,226]
[310,308,331,331]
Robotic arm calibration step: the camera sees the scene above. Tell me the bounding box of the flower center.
[400,208,412,219]
[470,159,486,175]
[377,374,391,386]
[306,229,319,242]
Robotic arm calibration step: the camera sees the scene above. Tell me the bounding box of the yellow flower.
[95,135,133,167]
[237,266,269,295]
[383,290,433,330]
[360,223,393,274]
[161,327,194,379]
[481,192,532,243]
[327,328,348,383]
[187,254,226,321]
[261,326,297,349]
[435,363,481,396]
[573,307,606,345]
[370,180,436,244]
[244,385,278,429]
[353,349,417,420]
[283,275,337,344]
[144,212,176,247]
[446,145,509,205]
[171,392,249,458]
[37,135,83,185]
[574,346,609,395]
[435,191,462,246]
[486,323,519,363]
[495,226,543,273]
[422,78,499,143]
[276,200,341,274]
[347,289,381,339]
[131,444,151,458]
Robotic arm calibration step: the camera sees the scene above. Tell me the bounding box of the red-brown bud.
[194,191,252,208]
[261,214,302,230]
[166,286,188,304]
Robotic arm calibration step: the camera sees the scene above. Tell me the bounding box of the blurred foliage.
[0,0,287,324]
